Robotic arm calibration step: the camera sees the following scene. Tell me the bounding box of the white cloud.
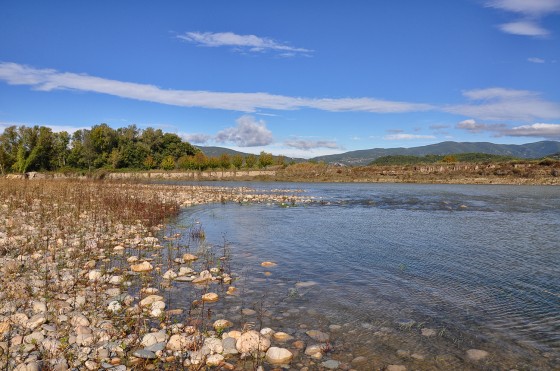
[182,133,212,144]
[456,119,560,139]
[498,21,550,36]
[505,123,560,138]
[0,62,432,114]
[284,138,341,151]
[215,115,273,147]
[383,133,436,140]
[487,0,560,16]
[177,31,312,55]
[447,88,560,121]
[486,0,560,37]
[528,57,546,63]
[456,119,507,133]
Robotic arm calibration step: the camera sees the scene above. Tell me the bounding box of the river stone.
[141,331,167,347]
[222,337,238,355]
[145,342,166,353]
[133,349,157,359]
[182,253,198,261]
[202,293,218,302]
[273,332,293,342]
[32,301,47,314]
[306,330,329,342]
[295,281,317,288]
[24,331,44,344]
[70,314,90,327]
[395,319,416,327]
[351,356,368,366]
[236,330,271,353]
[162,269,177,280]
[206,354,224,366]
[166,334,192,351]
[305,344,324,356]
[241,308,256,316]
[204,337,223,353]
[213,319,233,331]
[266,347,293,364]
[107,301,122,313]
[421,328,436,337]
[260,327,275,337]
[26,314,46,329]
[139,295,164,307]
[193,270,213,284]
[387,366,407,371]
[178,267,194,276]
[88,269,102,282]
[261,261,277,267]
[321,360,340,369]
[466,349,489,361]
[130,261,153,272]
[175,276,195,282]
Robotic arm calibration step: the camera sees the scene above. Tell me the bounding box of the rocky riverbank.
[0,179,344,370]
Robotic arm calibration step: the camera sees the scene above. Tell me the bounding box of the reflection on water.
[165,182,560,369]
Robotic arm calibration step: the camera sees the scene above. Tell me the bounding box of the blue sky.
[1,0,559,158]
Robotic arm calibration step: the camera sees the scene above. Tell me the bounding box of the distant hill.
[196,146,251,158]
[197,146,305,163]
[311,141,560,165]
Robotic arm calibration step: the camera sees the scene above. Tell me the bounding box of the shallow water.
[161,182,560,369]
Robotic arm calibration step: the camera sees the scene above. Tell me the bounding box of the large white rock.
[265,347,293,364]
[141,331,167,347]
[236,330,271,353]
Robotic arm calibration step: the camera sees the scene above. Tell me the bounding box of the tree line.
[0,124,279,174]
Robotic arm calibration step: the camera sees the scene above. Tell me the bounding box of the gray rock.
[145,341,166,353]
[133,348,157,359]
[321,359,340,369]
[222,336,238,355]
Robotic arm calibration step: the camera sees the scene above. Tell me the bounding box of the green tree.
[258,151,274,168]
[160,155,176,170]
[245,154,257,169]
[219,153,231,170]
[231,154,243,170]
[193,152,208,171]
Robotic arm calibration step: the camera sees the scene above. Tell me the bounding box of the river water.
[159,182,560,370]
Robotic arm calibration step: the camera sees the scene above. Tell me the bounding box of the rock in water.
[266,347,293,364]
[236,330,271,353]
[466,349,489,361]
[131,261,153,272]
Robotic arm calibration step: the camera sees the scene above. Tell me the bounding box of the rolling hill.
[311,141,560,165]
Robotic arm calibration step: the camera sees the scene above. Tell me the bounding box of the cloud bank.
[383,133,436,140]
[456,119,560,139]
[0,62,432,114]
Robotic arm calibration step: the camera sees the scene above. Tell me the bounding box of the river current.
[159,182,560,370]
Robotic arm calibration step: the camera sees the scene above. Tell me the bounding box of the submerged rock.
[130,261,153,272]
[266,347,293,364]
[236,330,271,353]
[466,349,489,361]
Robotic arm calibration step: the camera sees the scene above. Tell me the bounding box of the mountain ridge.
[310,140,560,165]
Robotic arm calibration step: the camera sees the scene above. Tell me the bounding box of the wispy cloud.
[383,133,436,140]
[446,88,560,121]
[528,57,546,63]
[215,115,273,147]
[284,138,341,151]
[456,119,560,139]
[456,119,507,133]
[0,62,432,114]
[486,0,560,37]
[498,21,550,36]
[177,31,313,56]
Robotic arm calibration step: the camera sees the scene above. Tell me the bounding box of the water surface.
[164,182,560,369]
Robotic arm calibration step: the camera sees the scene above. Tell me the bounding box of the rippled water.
[163,182,560,370]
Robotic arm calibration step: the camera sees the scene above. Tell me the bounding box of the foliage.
[370,153,520,165]
[258,151,274,168]
[0,124,199,173]
[245,154,257,169]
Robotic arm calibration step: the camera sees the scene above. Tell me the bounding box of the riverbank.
[4,160,559,185]
[0,179,337,370]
